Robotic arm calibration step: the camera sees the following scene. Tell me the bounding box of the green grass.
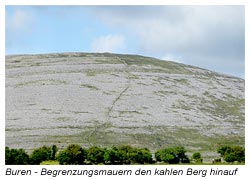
[172,100,192,111]
[213,99,243,118]
[41,108,51,111]
[30,62,42,66]
[16,79,67,87]
[128,74,140,79]
[175,78,189,85]
[39,160,242,165]
[119,110,142,115]
[37,124,244,163]
[153,162,243,165]
[86,71,97,76]
[80,84,99,90]
[118,55,192,74]
[72,111,89,114]
[12,60,21,63]
[56,117,70,121]
[44,124,243,159]
[200,94,244,119]
[39,160,243,165]
[95,57,122,64]
[40,160,59,165]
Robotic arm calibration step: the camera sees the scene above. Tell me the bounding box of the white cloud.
[6,8,35,51]
[6,9,34,33]
[91,34,126,53]
[161,54,184,64]
[88,6,244,77]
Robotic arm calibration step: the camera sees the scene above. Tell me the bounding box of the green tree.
[129,148,152,164]
[192,152,201,159]
[5,147,30,165]
[140,148,153,164]
[163,153,177,164]
[128,148,145,164]
[217,145,245,163]
[174,146,190,163]
[155,149,162,162]
[5,147,11,164]
[104,146,122,165]
[87,146,105,164]
[192,152,203,163]
[155,148,179,164]
[233,146,245,163]
[57,144,87,165]
[51,145,58,160]
[30,146,52,165]
[103,146,153,164]
[155,146,190,164]
[224,153,236,163]
[118,145,133,164]
[217,146,232,157]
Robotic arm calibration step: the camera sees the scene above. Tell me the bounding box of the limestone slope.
[5,53,244,160]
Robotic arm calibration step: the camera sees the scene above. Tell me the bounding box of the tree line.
[5,144,245,165]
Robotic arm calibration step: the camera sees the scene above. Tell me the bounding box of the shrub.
[217,146,245,163]
[51,145,58,160]
[155,148,179,164]
[57,144,87,165]
[155,146,189,164]
[5,147,30,165]
[192,152,203,163]
[30,146,52,165]
[212,158,221,164]
[87,146,105,165]
[233,146,245,163]
[174,146,190,163]
[128,148,153,164]
[217,146,232,157]
[117,145,133,164]
[104,146,123,164]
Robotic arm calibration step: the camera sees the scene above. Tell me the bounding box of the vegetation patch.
[41,108,51,111]
[40,160,60,165]
[5,144,244,165]
[156,90,176,97]
[118,55,192,74]
[55,117,70,122]
[16,79,67,87]
[80,84,99,90]
[72,111,90,114]
[30,62,42,66]
[128,74,140,79]
[119,110,142,115]
[172,100,192,111]
[175,78,189,85]
[200,94,244,119]
[95,58,121,64]
[86,71,97,76]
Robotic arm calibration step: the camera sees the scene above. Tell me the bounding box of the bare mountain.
[5,53,244,161]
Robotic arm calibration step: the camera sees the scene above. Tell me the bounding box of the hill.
[5,52,244,161]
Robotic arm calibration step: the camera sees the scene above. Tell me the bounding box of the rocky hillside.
[5,53,244,161]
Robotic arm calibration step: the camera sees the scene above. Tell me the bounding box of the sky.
[5,5,245,78]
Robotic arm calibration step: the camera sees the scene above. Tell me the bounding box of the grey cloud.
[87,5,245,78]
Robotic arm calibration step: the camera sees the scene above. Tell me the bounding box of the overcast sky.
[5,6,245,78]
